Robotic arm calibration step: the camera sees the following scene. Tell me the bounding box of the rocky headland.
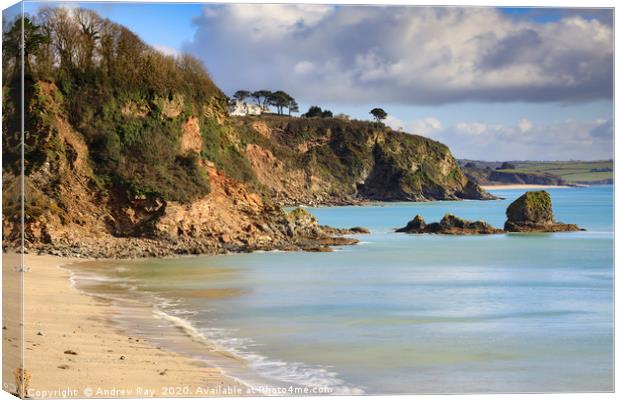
[2,12,492,259]
[461,163,566,187]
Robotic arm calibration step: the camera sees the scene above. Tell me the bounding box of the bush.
[497,162,516,170]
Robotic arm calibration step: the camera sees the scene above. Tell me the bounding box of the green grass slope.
[504,161,613,184]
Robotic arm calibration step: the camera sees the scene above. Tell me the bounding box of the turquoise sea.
[72,186,613,394]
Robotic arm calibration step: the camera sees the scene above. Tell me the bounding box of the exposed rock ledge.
[24,208,368,259]
[396,214,502,235]
[396,191,583,235]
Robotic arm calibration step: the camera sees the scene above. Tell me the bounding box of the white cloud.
[384,115,406,131]
[518,119,533,132]
[153,45,181,58]
[455,122,490,135]
[293,61,315,75]
[410,117,443,136]
[186,6,612,105]
[201,4,333,41]
[423,118,613,161]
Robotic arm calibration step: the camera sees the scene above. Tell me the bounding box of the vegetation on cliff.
[2,9,489,256]
[3,10,236,204]
[232,115,491,204]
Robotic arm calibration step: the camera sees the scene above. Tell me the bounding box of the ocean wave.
[153,300,364,395]
[68,264,364,395]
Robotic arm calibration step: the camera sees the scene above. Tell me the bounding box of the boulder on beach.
[504,191,582,232]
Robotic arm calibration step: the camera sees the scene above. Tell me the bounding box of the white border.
[0,1,615,400]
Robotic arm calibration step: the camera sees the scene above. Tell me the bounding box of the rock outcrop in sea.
[396,191,583,235]
[396,214,502,235]
[503,191,582,232]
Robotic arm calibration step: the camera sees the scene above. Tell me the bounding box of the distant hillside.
[2,10,490,257]
[459,160,613,186]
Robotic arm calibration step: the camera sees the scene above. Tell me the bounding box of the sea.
[70,185,613,394]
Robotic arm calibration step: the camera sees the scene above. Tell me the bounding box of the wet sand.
[2,254,247,398]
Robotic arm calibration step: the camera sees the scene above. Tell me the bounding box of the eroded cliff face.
[232,116,492,205]
[3,80,489,258]
[2,82,358,258]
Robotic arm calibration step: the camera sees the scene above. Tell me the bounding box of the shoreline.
[480,184,571,190]
[66,258,358,395]
[4,254,250,397]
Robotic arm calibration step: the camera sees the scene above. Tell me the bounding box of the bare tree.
[39,7,79,71]
[74,8,102,71]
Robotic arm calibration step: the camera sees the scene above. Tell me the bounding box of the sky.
[17,2,614,161]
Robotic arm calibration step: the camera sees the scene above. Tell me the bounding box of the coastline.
[2,184,613,395]
[5,254,249,398]
[480,184,571,190]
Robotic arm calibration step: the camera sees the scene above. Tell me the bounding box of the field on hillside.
[501,160,613,183]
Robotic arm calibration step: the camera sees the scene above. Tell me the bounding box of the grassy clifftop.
[460,159,613,186]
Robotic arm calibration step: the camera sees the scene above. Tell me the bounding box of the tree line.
[232,90,299,116]
[2,10,227,202]
[232,89,388,123]
[3,10,220,103]
[3,8,390,128]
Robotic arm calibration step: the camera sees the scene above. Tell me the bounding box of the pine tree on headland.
[251,90,273,109]
[370,107,388,123]
[302,106,333,118]
[233,90,251,102]
[268,90,295,115]
[3,16,50,78]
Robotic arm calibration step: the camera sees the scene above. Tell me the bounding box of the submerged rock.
[396,214,502,235]
[504,191,582,232]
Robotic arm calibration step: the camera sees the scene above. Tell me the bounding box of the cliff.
[234,116,492,205]
[462,164,566,186]
[3,82,365,257]
[2,12,490,258]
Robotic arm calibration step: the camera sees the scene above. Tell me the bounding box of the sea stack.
[504,191,582,232]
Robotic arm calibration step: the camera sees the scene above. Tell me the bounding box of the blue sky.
[22,2,202,49]
[18,2,614,161]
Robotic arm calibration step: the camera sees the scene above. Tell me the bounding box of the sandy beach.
[2,254,248,398]
[480,184,570,190]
